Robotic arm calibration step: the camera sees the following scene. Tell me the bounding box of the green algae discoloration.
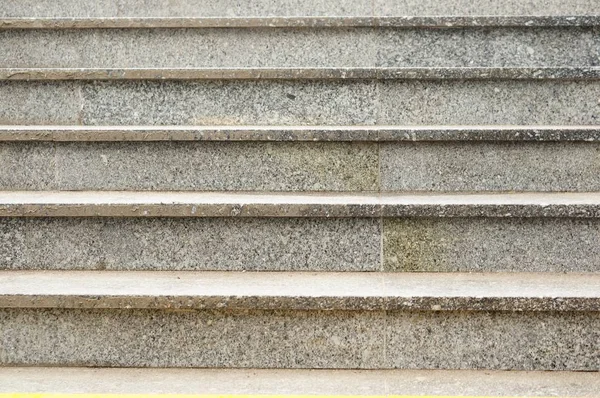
[383,218,451,272]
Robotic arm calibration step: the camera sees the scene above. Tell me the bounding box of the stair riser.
[2,217,600,272]
[2,141,600,192]
[1,80,599,126]
[1,308,598,370]
[1,28,598,68]
[1,0,598,17]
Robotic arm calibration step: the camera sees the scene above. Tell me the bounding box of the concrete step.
[4,67,600,81]
[0,271,598,369]
[0,26,598,69]
[1,0,599,18]
[2,368,600,397]
[1,79,598,126]
[1,191,600,272]
[2,125,600,142]
[3,125,600,192]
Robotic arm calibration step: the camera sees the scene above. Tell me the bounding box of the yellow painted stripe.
[0,394,579,398]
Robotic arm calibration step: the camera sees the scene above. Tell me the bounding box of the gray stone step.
[4,126,600,192]
[0,271,598,369]
[1,27,598,69]
[1,191,600,272]
[3,67,600,80]
[3,16,600,29]
[1,0,598,18]
[1,79,598,126]
[2,368,600,397]
[2,125,600,142]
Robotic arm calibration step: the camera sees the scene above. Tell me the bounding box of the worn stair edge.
[1,16,599,29]
[1,368,600,397]
[2,125,600,142]
[1,191,600,218]
[1,271,598,312]
[2,67,599,81]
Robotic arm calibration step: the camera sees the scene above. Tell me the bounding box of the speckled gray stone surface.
[1,28,598,68]
[81,81,377,126]
[0,141,377,191]
[3,67,600,81]
[384,217,600,272]
[0,217,380,271]
[0,309,386,368]
[380,142,600,192]
[0,0,374,18]
[2,126,600,142]
[375,0,600,17]
[1,80,599,126]
[1,0,599,18]
[384,311,600,370]
[376,80,600,125]
[0,82,79,125]
[7,141,600,192]
[0,308,597,369]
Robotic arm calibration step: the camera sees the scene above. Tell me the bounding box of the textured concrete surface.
[5,67,600,81]
[1,271,599,311]
[2,16,600,29]
[0,141,378,191]
[56,141,377,191]
[380,142,600,192]
[2,368,600,396]
[0,217,380,271]
[0,0,374,18]
[2,125,600,142]
[384,217,600,272]
[1,28,598,68]
[7,141,600,192]
[375,0,600,17]
[1,0,599,18]
[375,80,600,125]
[1,80,599,126]
[384,311,600,370]
[0,308,386,368]
[0,308,597,369]
[2,191,600,218]
[81,80,377,126]
[0,82,79,125]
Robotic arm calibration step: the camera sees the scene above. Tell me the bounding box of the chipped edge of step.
[1,15,599,29]
[1,191,600,218]
[1,125,600,142]
[2,67,600,81]
[1,271,599,312]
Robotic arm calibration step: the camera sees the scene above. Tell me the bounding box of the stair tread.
[2,15,599,29]
[0,367,599,396]
[2,66,599,80]
[1,124,599,142]
[1,191,600,218]
[1,271,599,311]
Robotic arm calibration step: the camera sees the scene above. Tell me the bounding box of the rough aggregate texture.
[0,141,378,191]
[1,0,599,18]
[384,217,600,272]
[0,28,598,69]
[0,217,381,271]
[0,308,598,370]
[1,80,599,126]
[380,142,600,192]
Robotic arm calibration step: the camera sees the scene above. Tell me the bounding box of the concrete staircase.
[0,0,599,396]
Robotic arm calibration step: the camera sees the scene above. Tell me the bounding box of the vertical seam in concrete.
[77,83,84,126]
